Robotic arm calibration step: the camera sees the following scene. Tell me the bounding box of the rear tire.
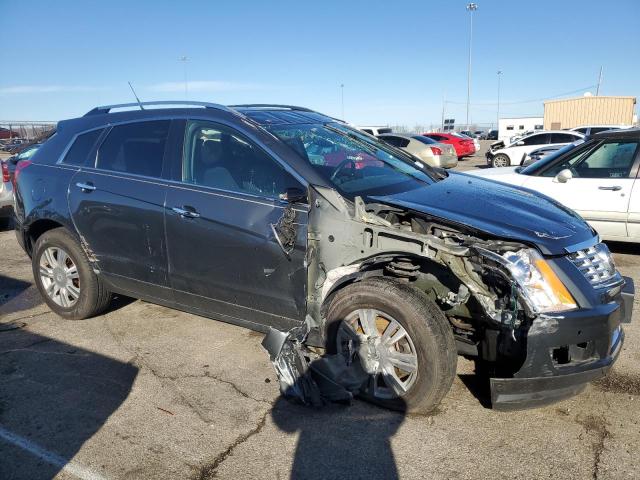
[325,277,457,414]
[32,227,112,319]
[491,154,510,168]
[0,216,11,230]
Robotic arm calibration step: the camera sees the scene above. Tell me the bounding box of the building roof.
[544,95,636,105]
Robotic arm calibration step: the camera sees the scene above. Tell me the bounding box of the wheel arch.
[24,218,69,256]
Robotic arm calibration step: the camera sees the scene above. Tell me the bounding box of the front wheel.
[326,278,457,414]
[491,154,510,168]
[32,227,112,319]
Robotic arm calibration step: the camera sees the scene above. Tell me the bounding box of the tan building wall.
[543,96,636,130]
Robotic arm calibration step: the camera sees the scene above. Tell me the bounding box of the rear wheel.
[491,154,510,168]
[32,228,111,319]
[326,278,457,414]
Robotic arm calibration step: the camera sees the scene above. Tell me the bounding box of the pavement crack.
[0,338,52,356]
[195,409,270,480]
[576,413,611,480]
[0,310,50,323]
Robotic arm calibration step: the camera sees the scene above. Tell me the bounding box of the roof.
[593,128,640,139]
[377,133,417,139]
[544,95,636,105]
[81,101,339,127]
[231,106,337,126]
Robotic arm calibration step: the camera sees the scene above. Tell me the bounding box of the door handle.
[75,182,96,192]
[172,206,200,218]
[598,186,622,191]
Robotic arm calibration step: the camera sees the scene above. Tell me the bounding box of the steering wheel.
[330,158,356,182]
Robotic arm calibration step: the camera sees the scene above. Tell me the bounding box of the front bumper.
[491,277,634,410]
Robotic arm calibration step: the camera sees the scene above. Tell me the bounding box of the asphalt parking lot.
[1,142,640,480]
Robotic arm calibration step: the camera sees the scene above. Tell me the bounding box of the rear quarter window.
[62,129,104,166]
[95,121,170,177]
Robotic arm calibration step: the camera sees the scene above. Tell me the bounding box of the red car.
[422,132,475,159]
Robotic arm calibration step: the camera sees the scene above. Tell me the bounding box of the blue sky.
[0,0,638,127]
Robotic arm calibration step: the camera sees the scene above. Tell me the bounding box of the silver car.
[378,133,458,168]
[1,160,14,228]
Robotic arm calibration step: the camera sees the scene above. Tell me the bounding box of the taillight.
[1,162,9,183]
[430,147,443,156]
[13,160,32,183]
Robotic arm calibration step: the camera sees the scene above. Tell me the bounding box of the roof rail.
[228,104,315,112]
[84,101,233,117]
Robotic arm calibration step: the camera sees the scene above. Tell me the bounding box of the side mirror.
[279,187,307,203]
[554,168,573,183]
[516,141,525,146]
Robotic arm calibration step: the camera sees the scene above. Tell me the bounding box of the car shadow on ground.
[0,327,137,479]
[0,273,40,317]
[271,395,405,480]
[458,369,493,409]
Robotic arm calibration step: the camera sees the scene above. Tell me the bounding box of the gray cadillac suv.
[13,101,634,412]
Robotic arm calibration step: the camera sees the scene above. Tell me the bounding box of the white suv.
[570,125,632,137]
[486,130,584,167]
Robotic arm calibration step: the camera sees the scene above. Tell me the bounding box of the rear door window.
[550,133,578,144]
[522,134,550,146]
[62,129,103,166]
[95,121,170,177]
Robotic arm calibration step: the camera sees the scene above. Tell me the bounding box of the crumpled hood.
[369,172,597,255]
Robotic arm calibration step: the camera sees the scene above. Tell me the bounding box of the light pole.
[340,83,345,119]
[465,3,478,130]
[179,56,189,99]
[496,70,502,130]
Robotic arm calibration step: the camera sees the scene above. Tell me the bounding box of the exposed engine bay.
[264,185,569,407]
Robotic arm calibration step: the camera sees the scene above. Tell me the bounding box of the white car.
[357,126,393,136]
[570,125,632,136]
[469,128,640,243]
[486,130,584,168]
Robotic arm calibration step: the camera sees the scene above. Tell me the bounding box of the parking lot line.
[0,425,108,480]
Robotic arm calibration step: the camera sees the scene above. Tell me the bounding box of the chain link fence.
[0,121,56,140]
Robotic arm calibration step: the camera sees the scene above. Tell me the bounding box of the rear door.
[68,120,173,298]
[507,133,551,165]
[164,119,308,330]
[522,139,640,239]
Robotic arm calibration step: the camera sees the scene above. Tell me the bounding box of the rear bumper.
[491,277,634,410]
[435,155,458,168]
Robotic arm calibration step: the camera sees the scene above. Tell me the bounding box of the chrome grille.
[568,243,617,286]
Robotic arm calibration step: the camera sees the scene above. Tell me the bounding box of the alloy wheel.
[336,308,418,399]
[39,246,80,308]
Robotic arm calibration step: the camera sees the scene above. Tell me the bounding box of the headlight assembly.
[501,249,577,313]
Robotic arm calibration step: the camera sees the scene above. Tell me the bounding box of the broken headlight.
[502,249,577,313]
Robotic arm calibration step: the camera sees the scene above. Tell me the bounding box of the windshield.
[269,123,439,198]
[520,140,586,175]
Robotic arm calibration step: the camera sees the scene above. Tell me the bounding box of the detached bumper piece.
[491,275,633,411]
[262,325,368,407]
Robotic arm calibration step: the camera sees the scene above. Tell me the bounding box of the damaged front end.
[263,185,633,410]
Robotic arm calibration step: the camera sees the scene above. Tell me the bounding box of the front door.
[522,139,640,239]
[68,120,172,297]
[165,120,307,330]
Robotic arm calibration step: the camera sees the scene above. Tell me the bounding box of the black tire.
[491,153,510,168]
[325,277,457,414]
[32,227,111,319]
[0,216,11,231]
